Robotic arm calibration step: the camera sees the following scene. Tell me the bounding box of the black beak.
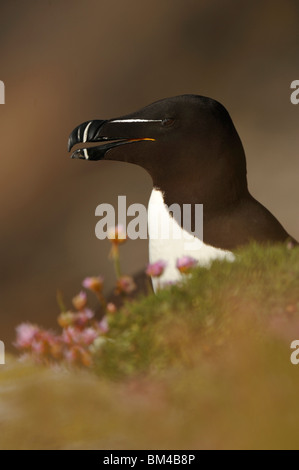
[68,119,123,161]
[68,120,107,152]
[68,119,156,161]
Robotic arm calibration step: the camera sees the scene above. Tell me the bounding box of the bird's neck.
[153,170,249,215]
[151,142,249,214]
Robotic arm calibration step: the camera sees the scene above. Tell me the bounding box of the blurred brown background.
[0,0,298,348]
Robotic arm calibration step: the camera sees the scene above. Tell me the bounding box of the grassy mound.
[1,243,299,449]
[96,243,299,378]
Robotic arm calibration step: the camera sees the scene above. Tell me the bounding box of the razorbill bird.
[68,95,298,290]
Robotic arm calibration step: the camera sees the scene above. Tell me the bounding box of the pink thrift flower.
[287,240,295,250]
[98,316,109,334]
[62,326,99,346]
[176,256,198,274]
[15,324,62,363]
[64,346,92,367]
[106,302,117,314]
[82,276,104,293]
[72,291,87,310]
[39,329,57,344]
[62,327,79,345]
[58,311,76,328]
[115,275,136,295]
[34,330,61,357]
[146,260,167,278]
[31,339,46,355]
[107,224,127,245]
[48,337,63,360]
[74,308,94,328]
[81,327,99,345]
[64,346,78,364]
[15,323,39,349]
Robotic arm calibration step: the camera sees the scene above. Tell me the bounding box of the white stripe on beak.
[83,121,93,143]
[110,119,162,123]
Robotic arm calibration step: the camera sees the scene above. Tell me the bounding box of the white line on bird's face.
[110,119,163,123]
[83,121,93,143]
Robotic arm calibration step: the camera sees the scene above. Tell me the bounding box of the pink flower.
[39,329,57,344]
[146,260,167,278]
[58,309,94,329]
[115,275,136,295]
[33,330,61,357]
[98,316,109,334]
[62,327,79,345]
[74,308,94,328]
[287,240,295,250]
[31,339,46,355]
[15,324,63,362]
[48,337,63,359]
[106,302,117,314]
[62,326,99,346]
[82,276,104,293]
[81,327,99,345]
[107,224,127,245]
[64,346,78,364]
[64,345,92,367]
[72,291,87,310]
[15,323,39,349]
[58,311,76,328]
[176,256,198,274]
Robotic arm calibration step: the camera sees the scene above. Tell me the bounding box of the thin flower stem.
[56,289,67,313]
[147,276,153,295]
[96,292,107,310]
[111,245,122,279]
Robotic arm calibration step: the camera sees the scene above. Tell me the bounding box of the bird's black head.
[68,95,248,208]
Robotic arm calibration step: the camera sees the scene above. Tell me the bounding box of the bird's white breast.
[148,189,234,291]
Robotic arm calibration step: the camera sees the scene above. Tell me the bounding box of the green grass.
[1,243,299,449]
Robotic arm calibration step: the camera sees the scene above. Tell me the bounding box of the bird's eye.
[161,118,175,127]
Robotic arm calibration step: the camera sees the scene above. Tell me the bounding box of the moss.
[95,243,299,379]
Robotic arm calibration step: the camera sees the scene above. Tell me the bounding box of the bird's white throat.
[148,189,234,291]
